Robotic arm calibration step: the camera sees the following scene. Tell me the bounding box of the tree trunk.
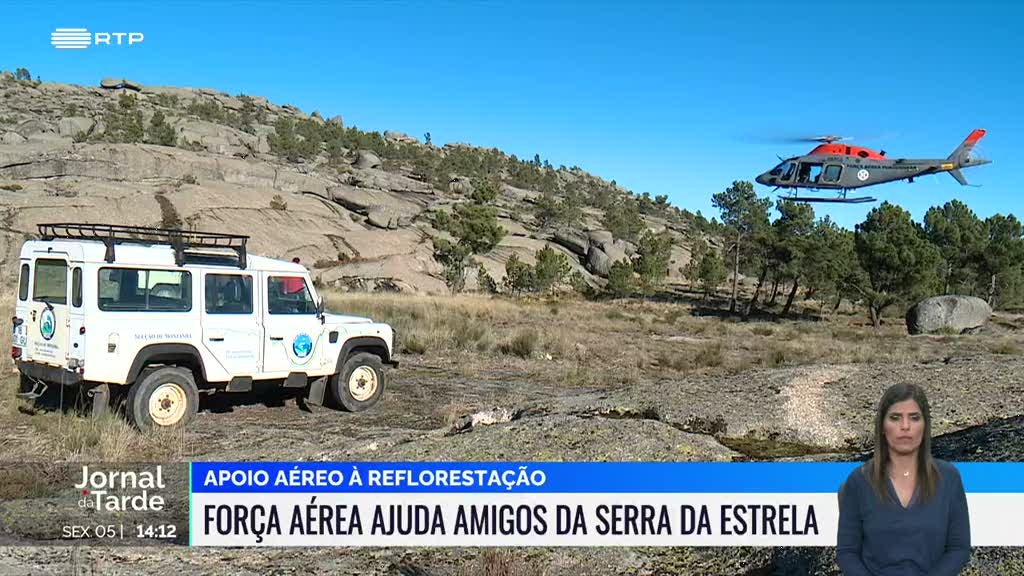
[832,293,843,312]
[869,304,881,328]
[781,277,800,316]
[743,265,768,318]
[769,279,780,305]
[729,236,740,313]
[989,273,997,306]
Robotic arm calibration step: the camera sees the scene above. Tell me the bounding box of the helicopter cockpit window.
[771,161,797,180]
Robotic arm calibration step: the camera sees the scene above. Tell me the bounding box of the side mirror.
[316,297,326,323]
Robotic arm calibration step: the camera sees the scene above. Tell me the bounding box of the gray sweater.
[836,459,971,576]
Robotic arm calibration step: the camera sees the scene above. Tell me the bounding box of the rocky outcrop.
[583,230,632,277]
[0,74,699,295]
[354,150,381,169]
[905,295,992,335]
[384,130,418,144]
[57,117,95,138]
[100,78,142,91]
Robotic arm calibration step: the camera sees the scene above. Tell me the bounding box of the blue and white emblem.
[39,308,56,341]
[292,333,313,358]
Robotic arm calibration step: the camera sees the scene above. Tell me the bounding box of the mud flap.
[307,375,328,407]
[90,384,110,418]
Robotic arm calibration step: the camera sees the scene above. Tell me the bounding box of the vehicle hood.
[324,313,374,324]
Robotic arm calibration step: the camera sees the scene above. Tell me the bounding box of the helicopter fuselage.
[757,153,959,191]
[755,130,990,197]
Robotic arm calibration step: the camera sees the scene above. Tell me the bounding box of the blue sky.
[2,0,1020,229]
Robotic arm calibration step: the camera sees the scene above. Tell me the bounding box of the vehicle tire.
[331,352,386,412]
[127,366,199,430]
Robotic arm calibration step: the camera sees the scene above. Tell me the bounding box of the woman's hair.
[866,383,940,504]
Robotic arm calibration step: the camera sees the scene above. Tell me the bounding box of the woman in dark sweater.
[836,383,971,575]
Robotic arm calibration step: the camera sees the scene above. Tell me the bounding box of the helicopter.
[754,129,990,204]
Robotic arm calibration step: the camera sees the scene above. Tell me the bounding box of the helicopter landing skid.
[783,195,877,204]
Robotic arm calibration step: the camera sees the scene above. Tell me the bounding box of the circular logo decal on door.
[856,169,870,181]
[39,308,56,341]
[292,333,313,359]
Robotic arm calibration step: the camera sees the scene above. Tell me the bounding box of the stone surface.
[906,295,992,335]
[57,117,95,138]
[354,150,381,169]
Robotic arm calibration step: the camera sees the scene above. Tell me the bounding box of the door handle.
[208,337,225,342]
[270,336,284,341]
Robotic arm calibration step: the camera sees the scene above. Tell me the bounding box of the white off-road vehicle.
[12,223,397,429]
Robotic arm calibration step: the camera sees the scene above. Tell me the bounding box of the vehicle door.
[261,273,324,376]
[21,256,71,368]
[201,271,261,380]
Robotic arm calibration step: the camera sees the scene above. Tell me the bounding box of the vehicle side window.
[33,259,68,305]
[206,274,253,314]
[18,263,29,301]
[268,276,315,315]
[823,165,843,182]
[98,268,192,311]
[72,268,83,308]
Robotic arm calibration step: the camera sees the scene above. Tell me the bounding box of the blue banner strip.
[190,462,1024,494]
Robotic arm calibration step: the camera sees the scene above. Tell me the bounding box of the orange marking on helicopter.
[808,143,888,160]
[965,129,986,144]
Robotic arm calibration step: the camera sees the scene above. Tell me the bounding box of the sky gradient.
[3,0,1020,229]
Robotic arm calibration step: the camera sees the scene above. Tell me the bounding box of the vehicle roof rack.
[37,223,249,269]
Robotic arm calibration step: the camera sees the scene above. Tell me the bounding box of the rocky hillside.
[0,72,704,293]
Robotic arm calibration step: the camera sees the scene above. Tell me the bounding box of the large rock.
[586,240,630,277]
[448,176,473,195]
[354,150,381,169]
[58,117,95,138]
[552,229,589,257]
[1,132,27,145]
[587,230,614,247]
[383,130,417,143]
[905,295,992,335]
[99,77,142,91]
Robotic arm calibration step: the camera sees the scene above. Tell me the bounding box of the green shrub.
[477,265,498,294]
[148,110,176,146]
[533,245,570,292]
[504,253,535,296]
[606,260,635,297]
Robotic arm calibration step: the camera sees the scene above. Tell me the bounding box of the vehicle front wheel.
[331,352,386,412]
[127,366,199,430]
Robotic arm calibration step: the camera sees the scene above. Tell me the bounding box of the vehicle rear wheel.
[331,352,386,412]
[127,366,199,430]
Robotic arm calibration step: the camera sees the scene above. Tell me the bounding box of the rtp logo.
[51,28,144,50]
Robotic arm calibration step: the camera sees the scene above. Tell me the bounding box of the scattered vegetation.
[99,93,145,143]
[269,194,288,210]
[147,110,176,146]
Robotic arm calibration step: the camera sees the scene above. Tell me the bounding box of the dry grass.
[325,291,1022,385]
[456,549,549,576]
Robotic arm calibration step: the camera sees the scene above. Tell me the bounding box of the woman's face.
[883,398,925,456]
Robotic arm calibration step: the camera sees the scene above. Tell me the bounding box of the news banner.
[6,461,1020,547]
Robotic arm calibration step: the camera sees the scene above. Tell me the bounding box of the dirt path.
[781,366,859,448]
